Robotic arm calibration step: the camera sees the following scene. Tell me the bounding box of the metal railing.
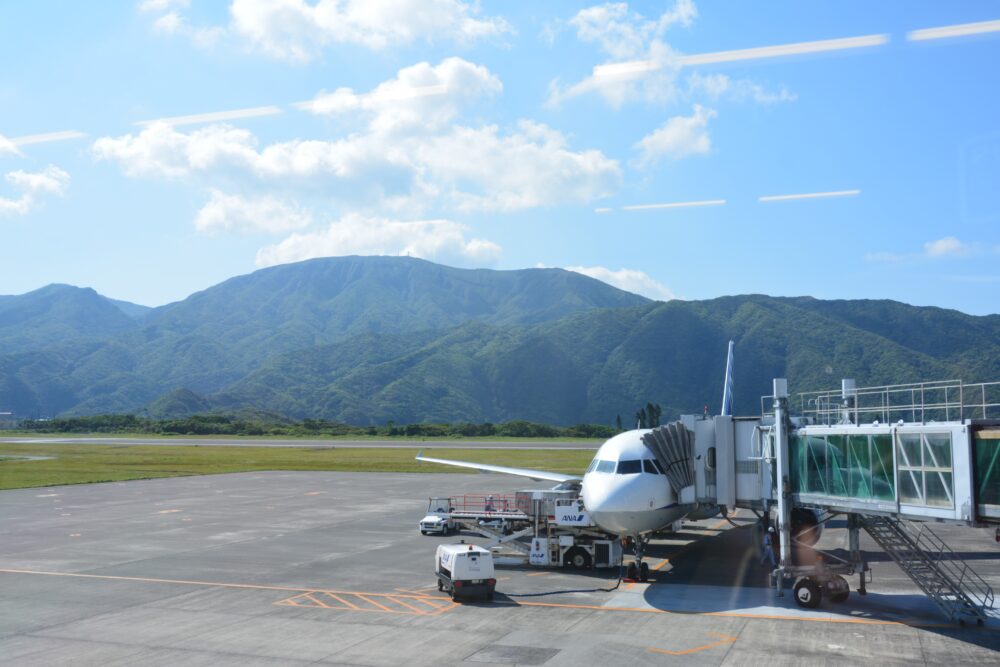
[762,379,1000,425]
[908,520,995,611]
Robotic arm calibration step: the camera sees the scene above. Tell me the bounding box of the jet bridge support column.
[773,379,791,596]
[847,514,867,596]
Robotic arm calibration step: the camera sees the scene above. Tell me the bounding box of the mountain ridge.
[0,256,996,424]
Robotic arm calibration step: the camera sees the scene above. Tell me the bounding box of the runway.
[0,436,599,450]
[1,471,997,665]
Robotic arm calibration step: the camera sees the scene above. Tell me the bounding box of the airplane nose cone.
[582,477,637,514]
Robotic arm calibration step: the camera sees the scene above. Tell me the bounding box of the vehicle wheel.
[487,592,494,602]
[828,576,849,603]
[564,547,592,569]
[793,578,822,609]
[420,530,427,535]
[437,580,444,591]
[626,562,638,580]
[639,562,650,582]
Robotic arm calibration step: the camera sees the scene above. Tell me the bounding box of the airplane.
[417,341,741,582]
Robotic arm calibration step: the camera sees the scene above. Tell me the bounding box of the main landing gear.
[625,535,651,582]
[792,574,851,609]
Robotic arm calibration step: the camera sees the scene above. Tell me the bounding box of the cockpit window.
[642,459,660,475]
[594,459,616,473]
[652,459,667,475]
[617,459,642,474]
[586,459,598,473]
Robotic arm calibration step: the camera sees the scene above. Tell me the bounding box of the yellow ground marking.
[355,594,394,613]
[304,491,326,496]
[389,597,431,615]
[156,509,183,514]
[648,632,737,655]
[277,590,457,616]
[526,572,550,577]
[0,568,447,600]
[324,593,361,611]
[394,586,439,594]
[302,593,331,609]
[625,582,636,590]
[2,568,988,629]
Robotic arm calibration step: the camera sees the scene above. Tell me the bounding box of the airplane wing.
[415,451,581,483]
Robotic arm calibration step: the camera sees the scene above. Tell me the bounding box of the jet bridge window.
[617,460,642,474]
[789,434,895,501]
[897,432,954,508]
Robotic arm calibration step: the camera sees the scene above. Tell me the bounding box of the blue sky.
[1,1,998,315]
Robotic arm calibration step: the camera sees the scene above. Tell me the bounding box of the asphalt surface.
[1,471,998,665]
[0,436,599,450]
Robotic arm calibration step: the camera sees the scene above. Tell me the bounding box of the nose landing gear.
[626,535,651,582]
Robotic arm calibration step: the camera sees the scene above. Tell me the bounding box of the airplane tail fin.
[720,340,734,416]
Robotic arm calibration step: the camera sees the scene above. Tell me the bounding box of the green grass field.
[0,444,593,490]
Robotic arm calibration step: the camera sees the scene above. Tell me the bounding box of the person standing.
[760,526,778,568]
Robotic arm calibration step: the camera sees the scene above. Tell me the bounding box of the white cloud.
[549,40,683,109]
[923,236,969,257]
[867,236,975,263]
[686,72,796,104]
[416,121,621,211]
[570,1,694,60]
[229,0,512,62]
[138,0,189,12]
[548,1,693,107]
[93,78,621,213]
[92,122,261,179]
[0,165,70,217]
[150,10,225,47]
[0,134,22,157]
[195,189,313,234]
[565,265,676,301]
[633,105,715,167]
[255,214,501,267]
[298,57,502,134]
[153,11,183,33]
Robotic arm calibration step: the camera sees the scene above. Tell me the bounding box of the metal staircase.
[860,515,995,624]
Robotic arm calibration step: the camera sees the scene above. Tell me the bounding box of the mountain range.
[2,255,998,425]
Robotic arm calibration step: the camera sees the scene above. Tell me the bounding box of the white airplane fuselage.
[580,429,691,535]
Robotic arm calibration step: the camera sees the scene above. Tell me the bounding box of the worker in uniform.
[760,526,777,568]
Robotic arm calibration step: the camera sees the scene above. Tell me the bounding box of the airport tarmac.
[0,436,599,450]
[1,471,997,665]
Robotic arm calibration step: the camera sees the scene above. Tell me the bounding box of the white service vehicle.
[419,496,457,535]
[435,543,496,601]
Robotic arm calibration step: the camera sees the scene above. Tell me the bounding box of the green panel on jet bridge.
[974,431,1000,506]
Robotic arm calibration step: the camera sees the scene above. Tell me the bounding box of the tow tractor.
[435,542,496,601]
[419,497,458,535]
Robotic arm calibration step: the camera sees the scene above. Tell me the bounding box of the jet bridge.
[657,378,999,624]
